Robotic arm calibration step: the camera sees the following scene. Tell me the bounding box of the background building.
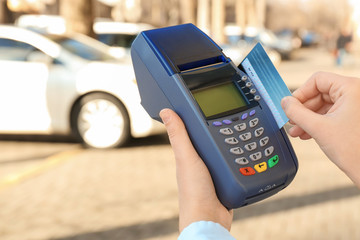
[0,0,355,46]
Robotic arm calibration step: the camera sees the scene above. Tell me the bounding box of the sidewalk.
[230,137,360,240]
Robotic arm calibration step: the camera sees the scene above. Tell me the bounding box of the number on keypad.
[260,136,269,146]
[250,152,262,161]
[239,132,252,141]
[235,157,249,165]
[254,127,264,137]
[225,137,238,145]
[220,128,233,135]
[234,123,246,132]
[230,147,244,155]
[245,142,257,151]
[249,118,259,128]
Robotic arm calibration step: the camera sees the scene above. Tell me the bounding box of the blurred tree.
[180,0,195,24]
[246,0,257,27]
[112,0,142,22]
[0,0,14,23]
[267,0,351,34]
[94,1,112,19]
[150,0,166,26]
[211,0,225,43]
[165,0,180,25]
[197,0,210,33]
[235,0,246,31]
[256,0,266,28]
[60,0,95,37]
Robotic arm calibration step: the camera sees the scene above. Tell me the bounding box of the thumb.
[159,108,201,164]
[281,96,325,138]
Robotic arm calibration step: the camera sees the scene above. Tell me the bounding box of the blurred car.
[275,28,302,50]
[222,43,281,67]
[15,14,66,35]
[0,25,164,148]
[242,27,294,60]
[224,25,281,67]
[15,15,154,60]
[93,20,154,59]
[298,29,321,47]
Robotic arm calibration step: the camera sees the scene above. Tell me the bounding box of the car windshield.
[49,35,115,61]
[97,33,137,48]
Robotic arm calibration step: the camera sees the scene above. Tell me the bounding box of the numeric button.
[259,136,269,147]
[234,123,246,132]
[245,142,257,151]
[225,137,239,145]
[219,128,233,135]
[254,127,264,137]
[249,118,259,128]
[235,157,249,165]
[239,132,252,141]
[264,146,274,157]
[230,147,244,155]
[250,152,262,161]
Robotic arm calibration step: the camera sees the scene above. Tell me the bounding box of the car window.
[97,34,137,48]
[0,38,35,61]
[50,36,114,61]
[259,31,277,45]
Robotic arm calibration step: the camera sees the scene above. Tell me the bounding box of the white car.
[93,20,154,59]
[0,25,164,148]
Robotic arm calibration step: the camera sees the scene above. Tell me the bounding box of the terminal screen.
[192,81,247,119]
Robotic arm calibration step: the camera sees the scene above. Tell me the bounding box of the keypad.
[213,109,278,176]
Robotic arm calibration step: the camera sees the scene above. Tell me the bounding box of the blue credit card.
[241,43,291,129]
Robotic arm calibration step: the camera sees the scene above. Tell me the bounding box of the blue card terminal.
[131,23,298,209]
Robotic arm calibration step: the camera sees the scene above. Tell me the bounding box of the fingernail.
[281,96,291,110]
[159,109,171,125]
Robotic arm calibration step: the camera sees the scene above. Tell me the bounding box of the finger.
[159,108,214,193]
[293,71,338,103]
[301,94,329,112]
[160,108,213,189]
[281,96,326,139]
[299,133,312,140]
[287,125,306,138]
[160,108,200,166]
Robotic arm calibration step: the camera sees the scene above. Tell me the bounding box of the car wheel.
[72,93,130,149]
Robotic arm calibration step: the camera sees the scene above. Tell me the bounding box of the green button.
[268,155,279,168]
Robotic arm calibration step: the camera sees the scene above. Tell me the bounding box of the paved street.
[0,47,360,240]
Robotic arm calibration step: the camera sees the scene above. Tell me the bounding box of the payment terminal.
[131,23,298,209]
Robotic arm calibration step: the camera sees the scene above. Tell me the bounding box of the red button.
[239,167,256,176]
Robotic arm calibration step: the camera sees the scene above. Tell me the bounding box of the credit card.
[241,43,291,129]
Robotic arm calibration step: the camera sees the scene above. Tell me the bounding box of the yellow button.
[254,162,267,173]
